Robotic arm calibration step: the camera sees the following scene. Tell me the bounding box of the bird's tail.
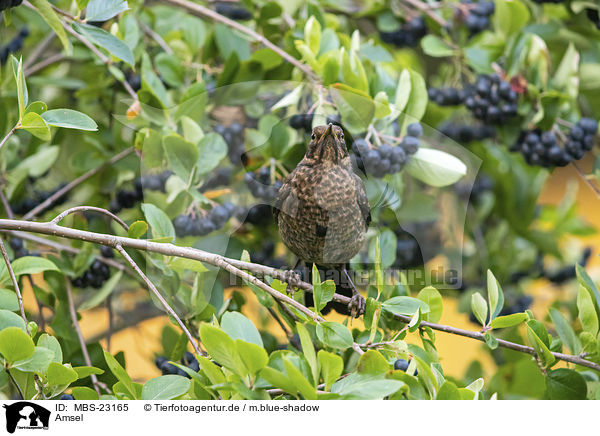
[302,263,355,315]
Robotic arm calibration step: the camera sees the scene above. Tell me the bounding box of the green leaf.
[406,148,467,187]
[0,310,27,331]
[400,70,428,129]
[141,203,175,242]
[490,312,528,329]
[487,270,504,319]
[15,146,60,178]
[19,112,51,141]
[548,308,581,355]
[0,289,19,312]
[128,221,148,239]
[196,133,228,175]
[331,373,404,399]
[304,16,321,54]
[12,346,54,373]
[103,351,138,399]
[85,0,129,22]
[546,368,587,400]
[493,0,530,39]
[71,386,99,400]
[382,296,430,317]
[221,312,263,347]
[315,322,353,350]
[417,287,442,323]
[317,350,343,391]
[296,323,318,385]
[312,264,335,312]
[214,23,251,61]
[283,358,316,399]
[198,324,246,376]
[394,69,411,113]
[236,340,268,376]
[577,285,599,336]
[10,56,27,119]
[260,367,296,397]
[142,375,191,400]
[421,35,454,57]
[29,0,71,53]
[330,84,375,134]
[526,321,555,367]
[0,257,58,286]
[162,134,199,182]
[72,22,134,66]
[471,292,488,326]
[73,366,104,378]
[436,381,462,399]
[46,362,78,386]
[79,271,123,310]
[357,350,389,375]
[37,334,62,363]
[484,331,499,349]
[41,109,98,131]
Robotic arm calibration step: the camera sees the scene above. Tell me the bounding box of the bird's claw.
[283,269,301,296]
[349,292,366,318]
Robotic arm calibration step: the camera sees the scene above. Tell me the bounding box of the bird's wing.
[273,172,294,220]
[354,173,371,231]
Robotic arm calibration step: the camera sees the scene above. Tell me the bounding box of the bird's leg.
[343,266,366,318]
[283,258,303,296]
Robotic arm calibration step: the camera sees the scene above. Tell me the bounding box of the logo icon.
[3,402,50,433]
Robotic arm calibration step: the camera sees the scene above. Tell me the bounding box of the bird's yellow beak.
[324,123,334,137]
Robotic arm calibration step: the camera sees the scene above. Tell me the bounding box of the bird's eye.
[311,134,316,140]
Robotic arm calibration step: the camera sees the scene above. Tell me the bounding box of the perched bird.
[274,123,370,316]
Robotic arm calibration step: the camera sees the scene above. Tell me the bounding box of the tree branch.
[64,278,101,396]
[0,238,28,331]
[51,206,129,231]
[162,0,319,82]
[0,124,19,153]
[115,243,202,355]
[22,147,135,220]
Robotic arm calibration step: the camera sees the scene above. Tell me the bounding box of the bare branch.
[0,186,14,220]
[23,33,56,70]
[51,206,129,231]
[0,238,28,331]
[22,147,135,220]
[24,53,66,77]
[115,243,202,355]
[0,124,19,153]
[65,278,101,396]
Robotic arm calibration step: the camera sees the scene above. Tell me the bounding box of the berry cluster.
[250,241,286,269]
[456,174,494,203]
[394,233,423,269]
[244,167,283,202]
[288,114,341,132]
[155,352,199,378]
[214,123,246,165]
[465,74,518,124]
[215,1,252,20]
[173,202,236,237]
[352,123,421,178]
[427,87,468,106]
[10,183,68,215]
[379,17,427,47]
[545,247,592,284]
[0,27,29,65]
[59,394,74,400]
[109,171,171,213]
[0,0,22,13]
[512,118,597,167]
[72,259,111,289]
[439,122,496,143]
[462,0,495,34]
[499,295,533,316]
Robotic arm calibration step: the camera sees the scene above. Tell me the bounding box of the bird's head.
[306,123,348,163]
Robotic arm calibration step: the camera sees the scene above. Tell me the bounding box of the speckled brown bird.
[274,123,370,316]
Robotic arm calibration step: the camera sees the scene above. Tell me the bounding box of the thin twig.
[402,0,447,27]
[0,239,28,331]
[7,370,24,399]
[65,278,101,396]
[573,161,600,198]
[24,53,66,76]
[162,0,319,82]
[22,147,135,220]
[115,243,202,355]
[0,124,18,153]
[267,306,291,338]
[51,206,129,231]
[0,186,14,219]
[23,33,56,70]
[62,22,110,64]
[138,19,173,54]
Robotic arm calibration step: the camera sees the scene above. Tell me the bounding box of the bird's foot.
[348,290,366,319]
[283,269,302,296]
